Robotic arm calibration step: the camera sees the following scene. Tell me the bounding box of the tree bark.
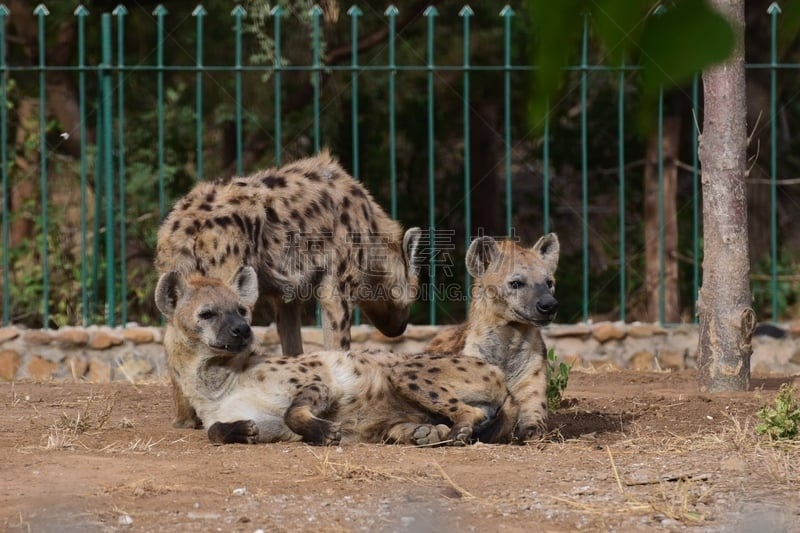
[644,116,681,323]
[697,0,754,392]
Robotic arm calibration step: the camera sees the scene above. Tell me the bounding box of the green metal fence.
[0,3,795,329]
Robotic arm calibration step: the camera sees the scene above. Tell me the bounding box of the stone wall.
[1,322,799,382]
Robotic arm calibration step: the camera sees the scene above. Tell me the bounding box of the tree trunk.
[697,0,754,392]
[644,116,681,323]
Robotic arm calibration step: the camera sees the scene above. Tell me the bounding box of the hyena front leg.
[169,371,202,429]
[284,383,341,445]
[389,356,512,445]
[508,363,549,442]
[207,420,259,444]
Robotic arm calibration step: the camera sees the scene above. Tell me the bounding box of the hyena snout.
[536,293,558,316]
[215,313,253,352]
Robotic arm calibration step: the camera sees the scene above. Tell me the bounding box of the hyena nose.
[231,322,252,341]
[536,296,558,315]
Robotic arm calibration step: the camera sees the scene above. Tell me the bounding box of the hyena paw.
[447,424,474,447]
[324,422,342,446]
[514,422,547,444]
[411,424,450,446]
[207,420,259,445]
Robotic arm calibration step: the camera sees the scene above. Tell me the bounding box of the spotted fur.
[156,151,422,428]
[155,267,519,446]
[427,233,560,441]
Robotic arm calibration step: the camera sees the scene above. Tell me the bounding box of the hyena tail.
[473,394,520,444]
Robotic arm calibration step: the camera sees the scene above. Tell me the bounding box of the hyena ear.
[229,266,259,308]
[466,236,500,278]
[155,271,187,319]
[403,227,423,276]
[532,232,560,273]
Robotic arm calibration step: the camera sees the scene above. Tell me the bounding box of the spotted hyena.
[156,151,422,428]
[426,233,560,440]
[154,266,520,446]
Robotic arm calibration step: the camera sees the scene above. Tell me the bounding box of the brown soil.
[2,370,799,533]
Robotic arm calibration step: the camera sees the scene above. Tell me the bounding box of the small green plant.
[546,348,572,410]
[756,384,800,441]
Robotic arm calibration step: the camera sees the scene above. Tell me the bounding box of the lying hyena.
[155,266,519,445]
[426,233,560,440]
[156,150,421,428]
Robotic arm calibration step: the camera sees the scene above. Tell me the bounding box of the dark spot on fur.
[448,398,459,404]
[304,170,320,181]
[205,191,216,203]
[456,366,468,372]
[408,382,420,391]
[449,405,459,413]
[404,371,418,381]
[198,203,212,211]
[424,379,433,385]
[171,220,180,232]
[428,391,439,401]
[350,184,366,198]
[262,175,287,188]
[428,367,442,374]
[342,196,351,209]
[184,225,196,236]
[340,337,349,349]
[265,207,280,224]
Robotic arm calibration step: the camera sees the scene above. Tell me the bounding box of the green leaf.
[638,0,734,93]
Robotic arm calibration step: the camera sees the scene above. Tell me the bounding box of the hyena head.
[466,233,560,326]
[356,226,423,337]
[155,266,259,355]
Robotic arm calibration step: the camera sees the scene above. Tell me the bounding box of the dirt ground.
[2,370,799,533]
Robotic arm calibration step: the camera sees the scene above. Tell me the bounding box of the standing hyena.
[154,266,519,446]
[156,150,422,427]
[426,233,560,440]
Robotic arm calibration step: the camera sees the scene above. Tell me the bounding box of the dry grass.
[42,392,116,450]
[303,446,414,482]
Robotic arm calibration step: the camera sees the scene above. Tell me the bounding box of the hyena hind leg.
[284,383,341,445]
[389,357,509,445]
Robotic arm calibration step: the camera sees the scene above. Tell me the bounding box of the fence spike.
[153,4,167,16]
[33,4,48,15]
[499,5,515,17]
[347,5,362,17]
[192,5,207,17]
[231,5,246,16]
[384,5,399,16]
[459,5,474,17]
[270,5,284,16]
[0,5,8,16]
[309,4,324,16]
[75,5,90,16]
[111,5,126,16]
[423,6,438,17]
[767,2,781,14]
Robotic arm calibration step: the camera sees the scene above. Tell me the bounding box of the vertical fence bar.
[691,74,700,322]
[0,5,8,325]
[618,64,626,323]
[75,5,89,325]
[115,6,128,325]
[232,5,245,175]
[657,86,665,324]
[35,4,49,326]
[193,6,206,180]
[311,5,322,153]
[311,4,322,327]
[154,5,166,220]
[461,5,473,302]
[92,99,102,319]
[579,12,589,322]
[271,6,283,165]
[386,5,398,218]
[543,101,550,234]
[349,6,362,327]
[101,14,115,326]
[501,6,514,236]
[425,6,438,324]
[768,2,780,320]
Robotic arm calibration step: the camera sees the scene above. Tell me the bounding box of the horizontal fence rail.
[0,3,795,329]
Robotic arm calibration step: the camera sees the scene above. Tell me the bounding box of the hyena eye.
[198,309,216,320]
[237,306,247,316]
[508,279,525,290]
[546,278,555,289]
